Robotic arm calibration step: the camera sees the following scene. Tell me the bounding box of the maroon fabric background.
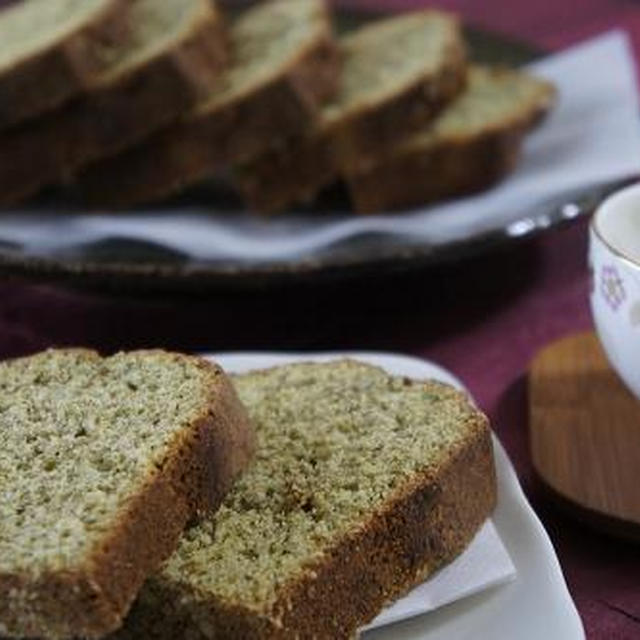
[1,0,640,638]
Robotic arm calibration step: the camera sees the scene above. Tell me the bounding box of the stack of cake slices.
[0,0,554,213]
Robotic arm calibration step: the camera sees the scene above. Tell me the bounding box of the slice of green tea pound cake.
[0,0,228,205]
[76,0,339,208]
[0,349,254,639]
[236,9,466,213]
[0,0,129,129]
[113,359,496,640]
[347,65,556,212]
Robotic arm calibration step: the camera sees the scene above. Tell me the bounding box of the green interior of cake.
[161,360,480,611]
[196,0,326,112]
[323,11,457,124]
[412,66,554,145]
[0,0,110,71]
[0,350,212,574]
[98,0,210,83]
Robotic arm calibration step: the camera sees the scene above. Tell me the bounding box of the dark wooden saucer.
[529,331,640,542]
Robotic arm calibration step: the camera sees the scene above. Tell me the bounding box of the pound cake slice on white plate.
[347,65,556,212]
[235,9,467,213]
[77,0,340,208]
[0,0,228,205]
[112,360,496,640]
[0,349,254,639]
[0,0,129,130]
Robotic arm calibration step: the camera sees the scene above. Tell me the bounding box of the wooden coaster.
[529,331,640,541]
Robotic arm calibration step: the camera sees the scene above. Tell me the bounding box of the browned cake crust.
[0,1,229,206]
[235,132,336,213]
[110,400,495,639]
[0,350,255,640]
[0,0,131,131]
[333,35,466,170]
[348,127,526,213]
[347,94,552,213]
[236,30,466,214]
[77,26,340,208]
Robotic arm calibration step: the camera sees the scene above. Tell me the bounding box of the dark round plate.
[0,7,624,294]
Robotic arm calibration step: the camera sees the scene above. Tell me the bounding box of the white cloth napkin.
[1,31,638,261]
[363,519,515,632]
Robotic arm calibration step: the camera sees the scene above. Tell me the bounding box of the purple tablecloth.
[1,0,640,638]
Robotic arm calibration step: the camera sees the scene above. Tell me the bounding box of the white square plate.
[204,351,585,640]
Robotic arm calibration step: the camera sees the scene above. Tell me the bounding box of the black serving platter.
[0,5,619,294]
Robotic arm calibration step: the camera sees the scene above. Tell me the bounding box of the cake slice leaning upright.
[112,360,496,640]
[77,0,340,208]
[0,349,254,639]
[235,9,467,213]
[346,66,556,212]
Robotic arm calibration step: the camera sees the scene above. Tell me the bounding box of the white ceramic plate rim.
[202,351,585,640]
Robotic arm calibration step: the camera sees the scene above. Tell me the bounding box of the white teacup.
[589,182,640,399]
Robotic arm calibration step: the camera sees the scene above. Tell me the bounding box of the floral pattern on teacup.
[600,264,626,311]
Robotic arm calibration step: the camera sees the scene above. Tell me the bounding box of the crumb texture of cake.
[324,10,462,125]
[0,0,107,67]
[347,65,556,212]
[0,0,228,206]
[0,349,254,640]
[200,0,334,111]
[113,360,496,640]
[88,0,223,86]
[236,9,467,213]
[77,0,339,209]
[0,0,129,129]
[401,66,554,146]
